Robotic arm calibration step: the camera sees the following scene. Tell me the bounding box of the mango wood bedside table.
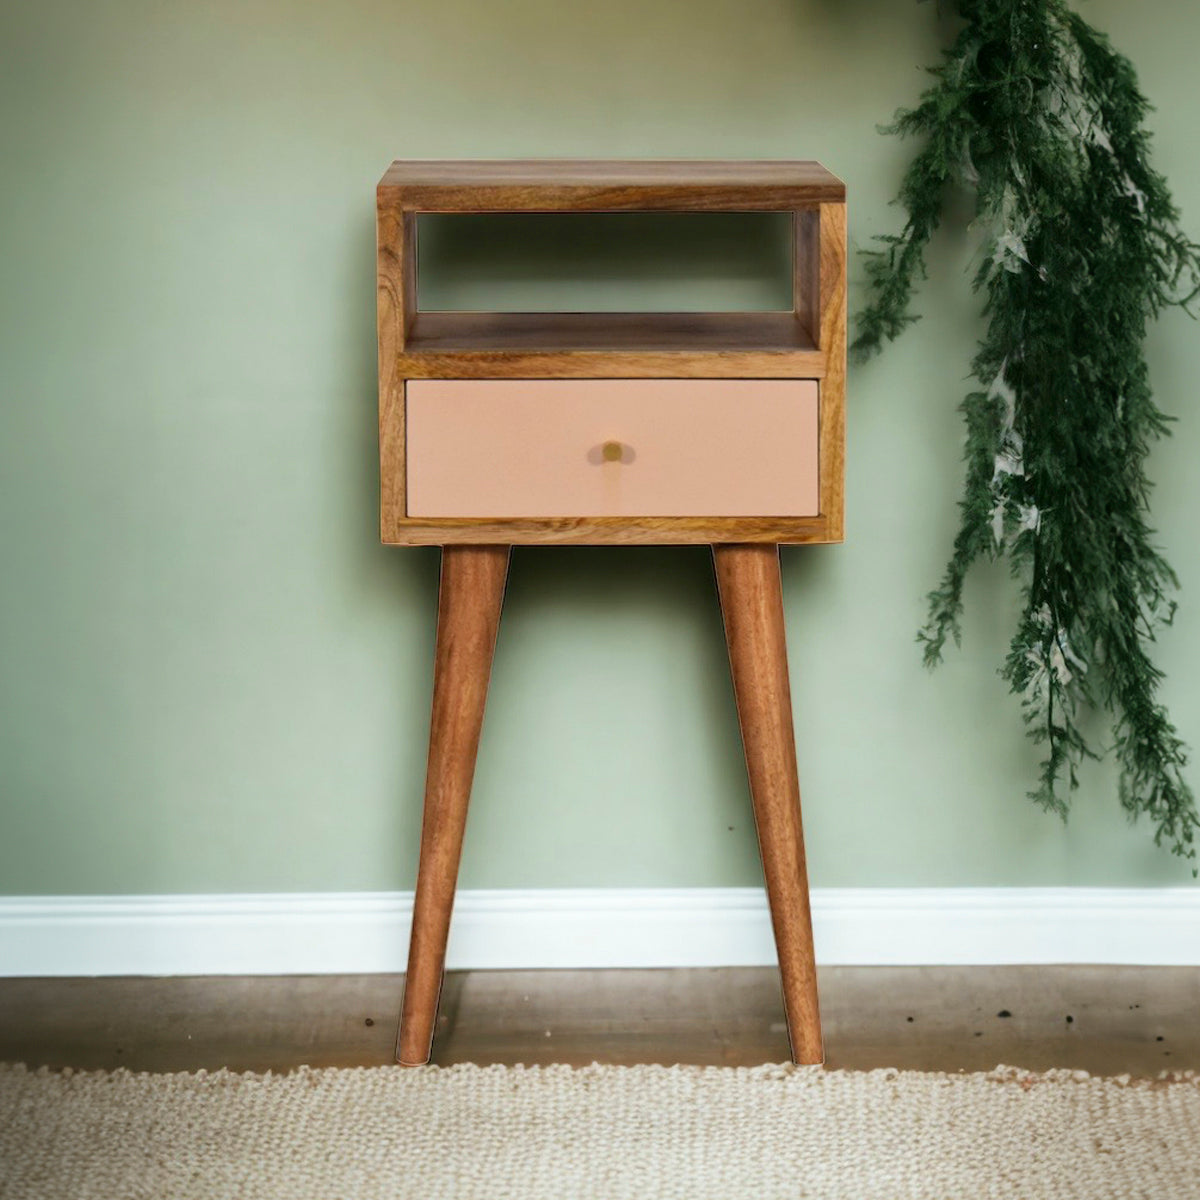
[377,159,846,1066]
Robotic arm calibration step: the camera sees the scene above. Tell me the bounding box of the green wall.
[2,0,1197,894]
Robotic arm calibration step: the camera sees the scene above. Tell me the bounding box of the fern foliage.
[854,0,1200,863]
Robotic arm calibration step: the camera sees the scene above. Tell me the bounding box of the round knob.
[601,441,624,463]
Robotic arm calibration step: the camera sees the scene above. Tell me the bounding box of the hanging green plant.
[854,0,1200,865]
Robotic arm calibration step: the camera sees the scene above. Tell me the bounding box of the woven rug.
[1,1061,1197,1200]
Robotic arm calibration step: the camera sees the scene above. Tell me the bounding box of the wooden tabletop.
[378,159,845,211]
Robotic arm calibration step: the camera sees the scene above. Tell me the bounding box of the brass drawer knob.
[588,440,634,465]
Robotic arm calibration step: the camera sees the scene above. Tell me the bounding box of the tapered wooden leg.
[713,544,823,1065]
[396,544,510,1066]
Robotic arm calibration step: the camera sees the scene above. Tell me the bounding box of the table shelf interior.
[404,310,816,354]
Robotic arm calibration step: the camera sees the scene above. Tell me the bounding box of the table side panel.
[817,202,847,542]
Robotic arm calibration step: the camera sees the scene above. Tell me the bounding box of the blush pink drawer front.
[405,379,819,519]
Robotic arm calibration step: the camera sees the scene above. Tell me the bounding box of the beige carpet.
[1,1061,1197,1199]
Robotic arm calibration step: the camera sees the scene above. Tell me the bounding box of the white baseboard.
[1,888,1198,977]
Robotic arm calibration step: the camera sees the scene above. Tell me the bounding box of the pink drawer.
[405,379,819,519]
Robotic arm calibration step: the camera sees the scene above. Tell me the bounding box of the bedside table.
[377,159,846,1066]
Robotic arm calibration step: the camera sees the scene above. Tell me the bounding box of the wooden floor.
[1,967,1196,1077]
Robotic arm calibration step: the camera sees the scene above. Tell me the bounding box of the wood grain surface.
[378,159,845,211]
[404,310,816,352]
[396,545,510,1066]
[713,544,823,1065]
[377,207,416,527]
[7,968,1198,1075]
[380,515,834,546]
[395,351,826,382]
[793,209,820,348]
[817,202,847,542]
